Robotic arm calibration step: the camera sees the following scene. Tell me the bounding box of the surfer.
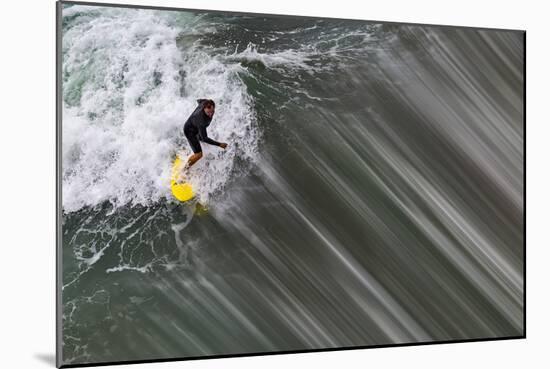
[182,99,227,170]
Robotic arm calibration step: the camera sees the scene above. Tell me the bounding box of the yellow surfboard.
[171,156,194,202]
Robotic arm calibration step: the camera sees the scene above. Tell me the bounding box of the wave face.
[60,4,524,366]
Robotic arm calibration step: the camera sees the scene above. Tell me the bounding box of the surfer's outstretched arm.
[198,124,222,147]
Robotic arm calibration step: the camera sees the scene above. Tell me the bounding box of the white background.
[0,0,547,367]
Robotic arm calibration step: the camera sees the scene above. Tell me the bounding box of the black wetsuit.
[183,99,221,153]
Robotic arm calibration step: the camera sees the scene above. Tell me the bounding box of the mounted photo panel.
[56,1,525,367]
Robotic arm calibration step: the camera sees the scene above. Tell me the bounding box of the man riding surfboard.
[182,99,228,170]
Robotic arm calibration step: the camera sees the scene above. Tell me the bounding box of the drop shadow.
[34,353,56,367]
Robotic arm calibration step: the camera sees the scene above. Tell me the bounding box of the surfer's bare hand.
[220,143,228,149]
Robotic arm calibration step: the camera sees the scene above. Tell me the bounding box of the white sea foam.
[223,26,380,74]
[226,42,322,73]
[62,6,259,212]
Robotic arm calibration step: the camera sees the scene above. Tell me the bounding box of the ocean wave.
[224,42,321,73]
[62,6,259,212]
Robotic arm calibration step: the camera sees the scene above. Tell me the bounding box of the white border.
[1,0,545,368]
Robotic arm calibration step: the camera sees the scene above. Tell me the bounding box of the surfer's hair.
[204,99,215,108]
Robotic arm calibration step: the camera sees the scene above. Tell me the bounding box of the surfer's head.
[203,99,215,118]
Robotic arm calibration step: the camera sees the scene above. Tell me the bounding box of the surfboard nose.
[172,182,194,202]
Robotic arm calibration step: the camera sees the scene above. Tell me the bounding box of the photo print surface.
[57,1,525,367]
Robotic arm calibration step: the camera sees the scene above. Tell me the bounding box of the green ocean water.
[60,3,524,366]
